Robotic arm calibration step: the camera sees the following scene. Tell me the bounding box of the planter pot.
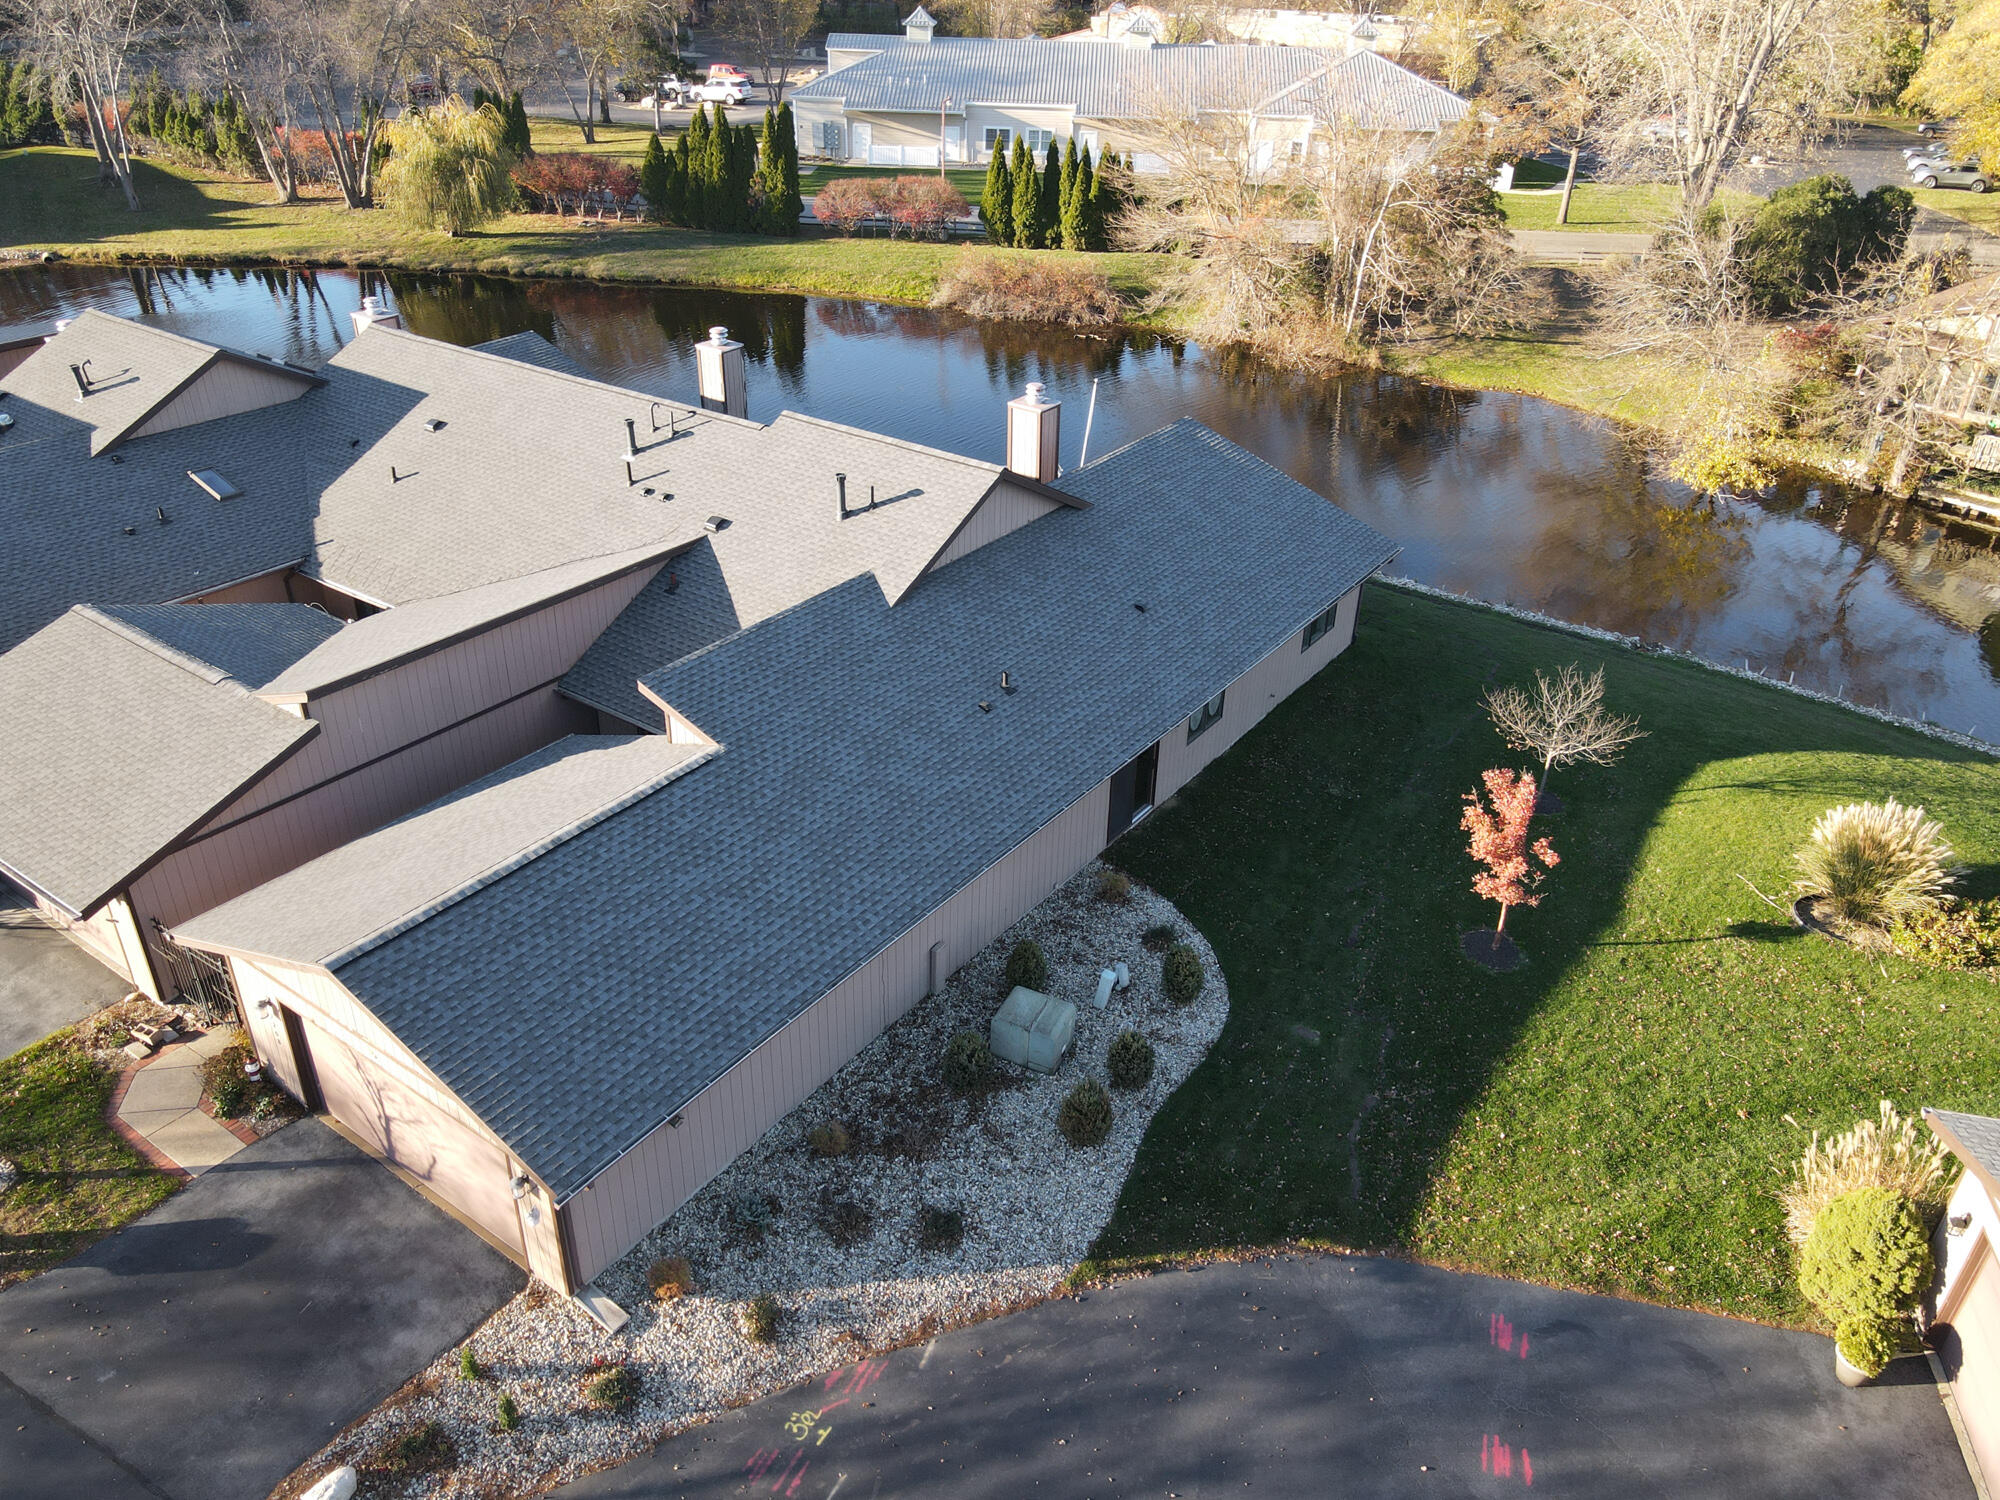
[1834,1349,1875,1388]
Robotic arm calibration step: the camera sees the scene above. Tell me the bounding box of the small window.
[1025,128,1053,156]
[1188,690,1225,742]
[983,126,1011,155]
[1302,599,1341,651]
[1288,139,1304,161]
[188,468,241,500]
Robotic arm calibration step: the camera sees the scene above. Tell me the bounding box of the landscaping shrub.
[1799,1186,1934,1325]
[1794,799,1958,927]
[584,1361,639,1411]
[1005,938,1049,991]
[741,1292,781,1343]
[1058,1078,1114,1148]
[1836,1314,1902,1378]
[916,1203,966,1254]
[886,175,969,240]
[647,1255,695,1301]
[496,1391,520,1431]
[812,176,882,234]
[1095,867,1132,903]
[1141,923,1178,953]
[1106,1030,1156,1091]
[1890,896,2000,969]
[1781,1100,1954,1246]
[932,254,1125,328]
[729,1189,776,1242]
[816,1188,873,1248]
[375,1420,456,1477]
[942,1030,993,1092]
[458,1345,481,1380]
[1161,944,1204,1006]
[1736,175,1914,317]
[808,1119,853,1157]
[200,1041,254,1118]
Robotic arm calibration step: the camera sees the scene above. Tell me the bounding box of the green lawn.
[1500,182,1763,234]
[1095,583,2000,1327]
[1911,186,2000,235]
[0,146,1161,307]
[0,1031,178,1289]
[801,162,994,198]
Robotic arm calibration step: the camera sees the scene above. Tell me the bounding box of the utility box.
[991,986,1075,1074]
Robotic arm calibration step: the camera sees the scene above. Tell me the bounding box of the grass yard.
[1499,182,1763,234]
[1095,583,2000,1327]
[0,147,1162,307]
[0,1030,177,1289]
[801,162,994,198]
[1911,187,2000,236]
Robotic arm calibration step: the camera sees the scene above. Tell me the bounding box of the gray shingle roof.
[0,606,323,913]
[802,33,1466,127]
[258,543,678,701]
[88,603,346,689]
[472,331,592,380]
[1929,1108,2000,1188]
[258,419,1391,1199]
[176,734,715,969]
[560,539,743,730]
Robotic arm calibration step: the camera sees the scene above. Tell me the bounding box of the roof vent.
[69,362,94,399]
[188,469,241,500]
[1001,670,1016,694]
[836,472,849,520]
[703,515,729,532]
[424,418,446,432]
[0,413,12,433]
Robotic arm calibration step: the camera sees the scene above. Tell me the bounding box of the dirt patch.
[1461,929,1523,971]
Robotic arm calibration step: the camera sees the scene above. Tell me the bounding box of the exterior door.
[1107,741,1160,839]
[850,121,871,162]
[296,1016,526,1260]
[1940,1239,2000,1492]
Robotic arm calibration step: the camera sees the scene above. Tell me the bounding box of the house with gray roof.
[789,8,1466,172]
[0,304,1393,1301]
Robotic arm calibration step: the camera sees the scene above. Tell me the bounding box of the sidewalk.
[107,1028,255,1177]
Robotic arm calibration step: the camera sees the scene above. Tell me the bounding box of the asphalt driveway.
[0,1118,524,1500]
[0,878,131,1061]
[556,1252,1974,1500]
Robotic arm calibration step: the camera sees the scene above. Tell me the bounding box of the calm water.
[10,262,2000,738]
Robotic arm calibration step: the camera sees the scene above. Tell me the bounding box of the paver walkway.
[556,1252,1976,1500]
[110,1029,251,1176]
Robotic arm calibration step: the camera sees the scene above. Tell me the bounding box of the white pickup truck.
[656,75,757,107]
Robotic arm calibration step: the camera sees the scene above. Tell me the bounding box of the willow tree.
[378,96,516,235]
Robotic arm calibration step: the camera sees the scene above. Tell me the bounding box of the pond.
[8,261,2000,740]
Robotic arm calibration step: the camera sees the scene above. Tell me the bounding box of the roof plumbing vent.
[350,294,402,338]
[836,472,849,520]
[69,362,94,400]
[1006,381,1061,483]
[695,326,747,419]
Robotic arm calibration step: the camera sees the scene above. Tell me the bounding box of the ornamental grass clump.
[741,1292,781,1344]
[1781,1100,1954,1247]
[1058,1078,1114,1147]
[1793,799,1957,928]
[647,1255,695,1301]
[1799,1187,1933,1329]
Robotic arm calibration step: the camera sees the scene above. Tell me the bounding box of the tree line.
[980,136,1122,251]
[637,101,802,234]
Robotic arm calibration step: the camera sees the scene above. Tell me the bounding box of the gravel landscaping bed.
[284,862,1228,1499]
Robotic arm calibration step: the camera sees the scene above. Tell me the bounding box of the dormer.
[904,4,937,41]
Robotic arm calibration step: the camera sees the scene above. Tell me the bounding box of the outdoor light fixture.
[1950,1213,1974,1236]
[254,997,276,1019]
[511,1174,534,1201]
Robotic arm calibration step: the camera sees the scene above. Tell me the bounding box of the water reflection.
[6,262,2000,736]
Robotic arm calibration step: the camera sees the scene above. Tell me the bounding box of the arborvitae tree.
[685,104,711,227]
[704,105,733,229]
[1009,135,1041,249]
[774,100,803,232]
[0,62,55,150]
[641,131,670,219]
[673,130,696,225]
[731,118,757,228]
[1038,142,1063,249]
[214,91,256,171]
[506,92,532,157]
[1060,137,1087,250]
[981,141,1011,243]
[1086,148,1115,250]
[754,108,786,233]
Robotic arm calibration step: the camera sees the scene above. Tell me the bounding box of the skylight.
[188,469,242,501]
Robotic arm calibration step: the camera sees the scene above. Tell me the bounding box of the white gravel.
[286,862,1227,1499]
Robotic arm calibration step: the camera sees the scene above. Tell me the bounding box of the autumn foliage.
[1462,768,1560,933]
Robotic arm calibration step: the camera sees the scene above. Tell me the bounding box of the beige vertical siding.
[928,480,1065,572]
[231,956,567,1286]
[33,893,154,996]
[127,358,312,442]
[178,569,295,606]
[0,343,43,382]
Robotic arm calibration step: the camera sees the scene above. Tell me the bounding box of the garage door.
[1942,1239,2000,1491]
[298,1018,526,1261]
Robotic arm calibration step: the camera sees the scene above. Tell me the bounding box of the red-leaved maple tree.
[1462,768,1560,934]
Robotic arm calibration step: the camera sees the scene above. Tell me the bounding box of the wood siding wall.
[928,481,1065,572]
[33,893,154,996]
[128,359,312,442]
[559,583,1363,1283]
[180,569,296,606]
[232,956,567,1286]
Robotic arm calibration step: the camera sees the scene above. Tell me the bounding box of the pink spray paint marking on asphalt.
[1482,1434,1534,1486]
[1490,1313,1529,1359]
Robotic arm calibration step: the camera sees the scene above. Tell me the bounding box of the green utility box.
[991,986,1076,1074]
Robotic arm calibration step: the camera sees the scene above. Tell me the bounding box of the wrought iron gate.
[150,920,240,1021]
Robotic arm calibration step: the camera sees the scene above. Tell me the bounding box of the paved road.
[0,878,130,1061]
[0,1120,523,1500]
[555,1252,1973,1500]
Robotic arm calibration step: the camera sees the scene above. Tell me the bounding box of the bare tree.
[193,0,306,202]
[258,0,430,209]
[535,0,648,142]
[1485,3,1636,223]
[927,0,1054,36]
[11,0,167,209]
[428,0,547,95]
[708,0,818,98]
[1483,664,1645,793]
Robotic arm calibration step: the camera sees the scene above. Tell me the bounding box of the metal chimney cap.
[706,325,731,343]
[1023,381,1049,404]
[360,294,386,314]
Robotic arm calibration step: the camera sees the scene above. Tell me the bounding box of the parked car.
[659,75,756,106]
[1912,161,1992,192]
[1916,119,1958,137]
[706,64,751,82]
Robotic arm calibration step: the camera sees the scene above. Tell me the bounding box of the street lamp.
[939,95,953,177]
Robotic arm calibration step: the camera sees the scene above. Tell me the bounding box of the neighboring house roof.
[89,602,347,689]
[3,308,319,457]
[472,330,593,380]
[0,604,328,914]
[177,734,716,971]
[193,419,1391,1200]
[257,543,678,702]
[801,32,1465,127]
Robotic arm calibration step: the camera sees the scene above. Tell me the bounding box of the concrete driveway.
[0,879,130,1061]
[556,1252,1974,1500]
[0,1119,524,1500]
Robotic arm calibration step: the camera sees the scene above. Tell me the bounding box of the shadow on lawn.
[0,151,231,247]
[1091,580,1992,1274]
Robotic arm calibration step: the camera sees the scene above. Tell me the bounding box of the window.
[1024,128,1054,156]
[1302,599,1342,651]
[983,126,1011,155]
[1289,139,1304,161]
[1188,690,1225,742]
[817,121,842,152]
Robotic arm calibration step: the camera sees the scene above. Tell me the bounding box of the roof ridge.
[72,602,239,689]
[322,740,720,970]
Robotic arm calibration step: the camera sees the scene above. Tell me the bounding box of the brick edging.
[104,1043,192,1184]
